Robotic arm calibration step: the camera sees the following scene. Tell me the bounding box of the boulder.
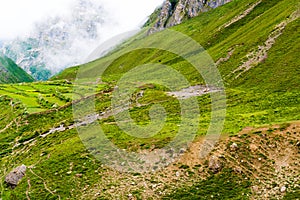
[5,165,27,189]
[280,186,287,193]
[251,185,259,194]
[208,156,222,173]
[233,166,243,174]
[230,143,239,151]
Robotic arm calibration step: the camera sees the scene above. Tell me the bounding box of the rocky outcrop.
[5,165,27,189]
[208,155,222,173]
[148,0,232,34]
[150,0,173,33]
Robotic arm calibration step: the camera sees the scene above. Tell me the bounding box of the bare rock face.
[148,0,173,35]
[5,165,27,189]
[167,0,203,27]
[167,0,187,27]
[208,156,222,173]
[148,0,232,34]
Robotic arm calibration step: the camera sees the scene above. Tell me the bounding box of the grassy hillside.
[0,56,34,84]
[53,0,300,90]
[52,0,300,133]
[0,0,299,199]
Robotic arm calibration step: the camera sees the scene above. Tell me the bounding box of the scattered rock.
[280,186,287,193]
[75,174,83,178]
[166,148,174,154]
[252,185,259,194]
[208,156,222,173]
[52,103,58,108]
[179,148,186,154]
[5,165,27,189]
[94,192,101,197]
[230,143,239,151]
[128,193,134,200]
[234,167,243,174]
[175,171,180,177]
[250,144,258,152]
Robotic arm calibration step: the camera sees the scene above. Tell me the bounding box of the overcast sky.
[0,0,164,40]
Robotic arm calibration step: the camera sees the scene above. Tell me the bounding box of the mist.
[0,0,163,40]
[0,0,164,80]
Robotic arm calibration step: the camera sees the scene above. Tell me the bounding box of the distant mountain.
[0,56,34,84]
[1,0,106,81]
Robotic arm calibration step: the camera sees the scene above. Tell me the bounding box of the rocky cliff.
[148,0,232,34]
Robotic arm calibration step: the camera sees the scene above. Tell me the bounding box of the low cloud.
[0,0,163,40]
[0,0,164,79]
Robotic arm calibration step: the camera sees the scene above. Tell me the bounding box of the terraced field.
[0,81,109,113]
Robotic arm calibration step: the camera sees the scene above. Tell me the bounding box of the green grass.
[232,17,300,91]
[0,56,34,84]
[0,81,76,113]
[163,169,251,199]
[0,0,299,199]
[283,190,300,200]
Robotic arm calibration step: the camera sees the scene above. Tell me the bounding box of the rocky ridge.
[148,0,232,34]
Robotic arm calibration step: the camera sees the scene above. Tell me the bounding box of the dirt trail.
[29,168,61,200]
[167,85,221,99]
[33,85,222,141]
[232,8,300,78]
[0,120,14,134]
[219,0,262,30]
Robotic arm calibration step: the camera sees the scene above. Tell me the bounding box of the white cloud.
[0,0,165,79]
[0,0,163,40]
[0,0,73,40]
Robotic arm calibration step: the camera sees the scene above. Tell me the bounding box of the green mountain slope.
[53,0,299,91]
[0,56,34,84]
[1,0,300,199]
